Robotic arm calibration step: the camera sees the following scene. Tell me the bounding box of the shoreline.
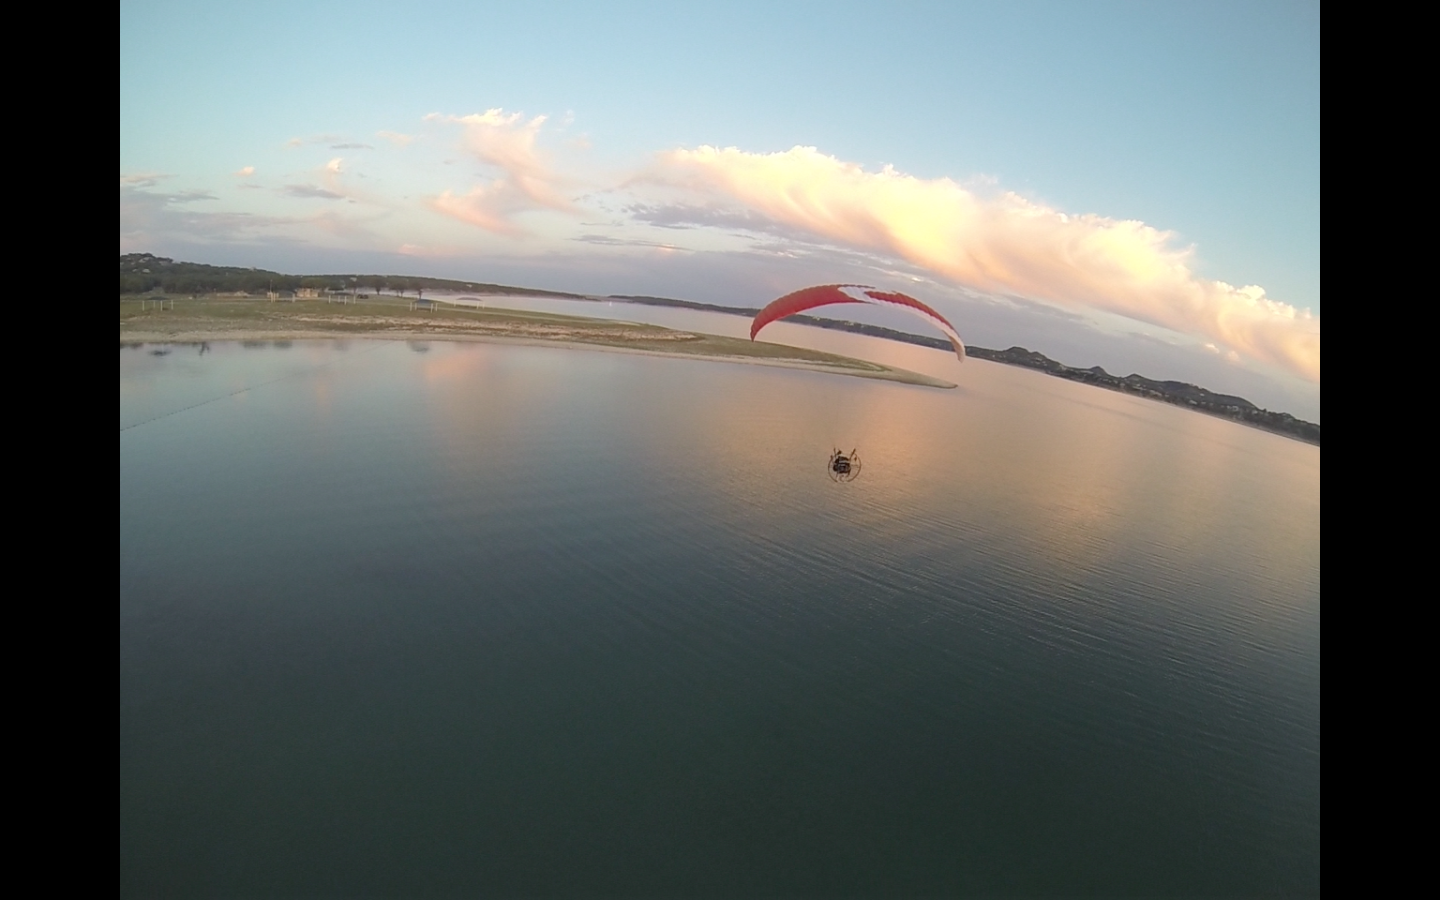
[118,295,961,388]
[119,329,958,389]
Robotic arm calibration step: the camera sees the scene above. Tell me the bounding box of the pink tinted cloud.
[429,183,531,237]
[648,145,1319,381]
[425,109,577,235]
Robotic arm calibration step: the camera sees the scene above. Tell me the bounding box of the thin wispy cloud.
[306,209,381,241]
[625,202,833,243]
[283,184,344,200]
[644,146,1319,381]
[120,172,165,188]
[299,156,393,210]
[377,130,415,147]
[279,159,362,203]
[573,234,688,251]
[398,242,459,257]
[285,133,360,149]
[120,183,292,249]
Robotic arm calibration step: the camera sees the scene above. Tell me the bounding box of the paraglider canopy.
[750,284,966,362]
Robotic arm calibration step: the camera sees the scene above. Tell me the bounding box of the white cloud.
[283,184,343,200]
[430,183,533,236]
[398,242,457,257]
[424,109,577,235]
[236,166,255,177]
[644,145,1319,381]
[285,133,347,148]
[120,172,165,187]
[291,155,394,211]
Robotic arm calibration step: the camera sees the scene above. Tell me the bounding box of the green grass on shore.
[119,294,955,388]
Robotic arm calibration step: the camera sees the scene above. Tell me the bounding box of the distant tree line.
[615,293,1320,443]
[120,253,585,299]
[121,254,300,294]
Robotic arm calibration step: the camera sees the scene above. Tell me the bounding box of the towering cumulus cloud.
[651,146,1319,382]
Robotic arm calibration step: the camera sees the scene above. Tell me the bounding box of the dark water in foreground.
[120,338,1319,897]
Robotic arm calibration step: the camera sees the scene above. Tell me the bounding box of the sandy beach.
[120,298,957,389]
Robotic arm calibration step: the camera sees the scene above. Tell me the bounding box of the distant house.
[296,288,320,299]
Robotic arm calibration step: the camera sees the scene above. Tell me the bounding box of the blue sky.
[121,1,1319,416]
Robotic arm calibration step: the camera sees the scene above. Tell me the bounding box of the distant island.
[121,254,1319,445]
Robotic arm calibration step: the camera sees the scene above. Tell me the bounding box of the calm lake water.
[119,319,1319,898]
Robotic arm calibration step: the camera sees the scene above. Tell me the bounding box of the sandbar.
[120,297,957,389]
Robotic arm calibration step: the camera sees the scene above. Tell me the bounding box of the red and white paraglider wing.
[750,284,966,362]
[748,285,864,339]
[850,287,967,361]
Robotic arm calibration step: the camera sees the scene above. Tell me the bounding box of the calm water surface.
[120,326,1319,897]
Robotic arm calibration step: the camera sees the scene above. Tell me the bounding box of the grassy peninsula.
[119,293,957,389]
